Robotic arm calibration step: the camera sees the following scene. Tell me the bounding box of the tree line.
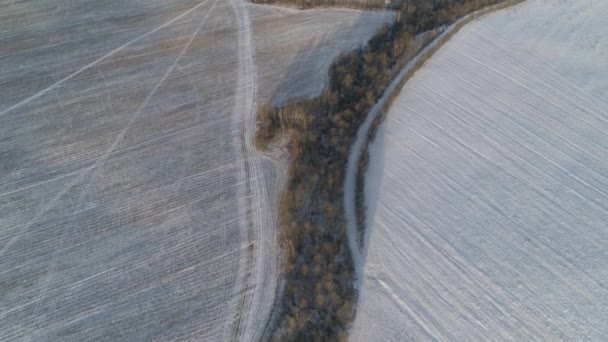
[255,0,510,340]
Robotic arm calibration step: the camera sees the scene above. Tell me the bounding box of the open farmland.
[0,0,392,340]
[353,0,608,340]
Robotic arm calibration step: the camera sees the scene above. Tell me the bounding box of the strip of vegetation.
[250,0,405,10]
[255,1,517,340]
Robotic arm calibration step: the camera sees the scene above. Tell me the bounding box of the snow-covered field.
[0,1,391,340]
[353,0,608,340]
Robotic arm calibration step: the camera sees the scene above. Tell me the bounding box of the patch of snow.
[0,1,391,340]
[352,0,608,340]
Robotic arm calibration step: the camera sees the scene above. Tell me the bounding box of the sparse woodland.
[251,0,404,10]
[255,0,511,340]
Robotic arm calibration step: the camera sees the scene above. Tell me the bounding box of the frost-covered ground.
[353,0,608,340]
[0,0,391,340]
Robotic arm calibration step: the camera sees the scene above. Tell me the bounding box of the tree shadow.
[249,4,394,339]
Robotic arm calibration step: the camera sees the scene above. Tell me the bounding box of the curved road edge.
[343,0,525,284]
[229,0,280,341]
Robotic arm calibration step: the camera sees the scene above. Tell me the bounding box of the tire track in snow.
[228,0,277,340]
[0,0,217,258]
[343,0,523,280]
[0,0,213,118]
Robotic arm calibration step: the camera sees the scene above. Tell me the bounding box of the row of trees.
[255,0,510,340]
[251,0,405,10]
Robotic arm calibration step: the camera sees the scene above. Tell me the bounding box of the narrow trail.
[229,0,278,340]
[343,0,524,282]
[351,0,608,338]
[349,1,608,340]
[343,11,460,279]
